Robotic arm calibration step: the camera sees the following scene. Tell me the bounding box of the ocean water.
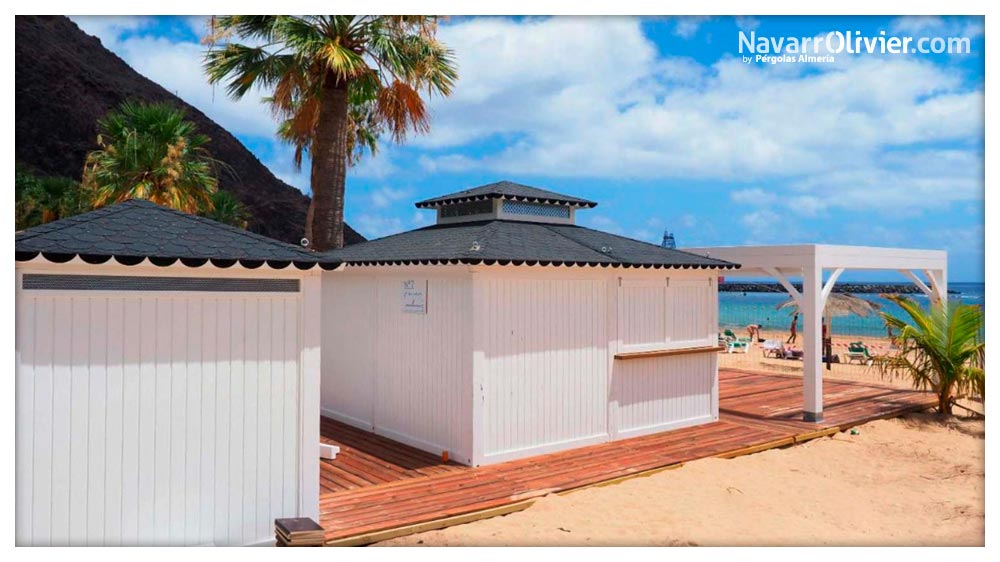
[719,282,985,338]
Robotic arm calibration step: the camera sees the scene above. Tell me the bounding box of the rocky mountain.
[15,15,364,245]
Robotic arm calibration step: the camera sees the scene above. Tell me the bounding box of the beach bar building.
[14,200,340,546]
[321,182,738,466]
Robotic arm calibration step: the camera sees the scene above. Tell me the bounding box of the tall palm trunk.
[306,72,349,251]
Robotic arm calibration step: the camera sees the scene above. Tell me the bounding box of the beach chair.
[724,329,752,347]
[761,339,785,358]
[722,329,750,354]
[845,341,872,365]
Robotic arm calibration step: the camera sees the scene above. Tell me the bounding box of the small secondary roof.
[15,199,341,270]
[415,180,598,209]
[325,220,738,269]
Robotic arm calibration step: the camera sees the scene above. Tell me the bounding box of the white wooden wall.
[15,266,316,546]
[610,272,719,439]
[321,275,376,428]
[610,353,718,439]
[474,274,609,463]
[321,268,473,464]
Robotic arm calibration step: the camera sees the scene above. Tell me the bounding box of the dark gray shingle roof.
[15,199,341,270]
[324,220,738,269]
[414,181,598,209]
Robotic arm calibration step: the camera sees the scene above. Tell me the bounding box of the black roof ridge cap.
[165,203,323,258]
[537,222,623,263]
[319,221,452,256]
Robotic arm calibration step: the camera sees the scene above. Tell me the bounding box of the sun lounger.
[724,329,752,348]
[761,340,785,358]
[720,330,750,354]
[844,341,872,365]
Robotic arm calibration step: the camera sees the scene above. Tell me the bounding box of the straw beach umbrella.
[776,292,882,319]
[777,293,881,368]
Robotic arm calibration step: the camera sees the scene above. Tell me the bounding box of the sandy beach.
[718,328,918,388]
[378,413,984,547]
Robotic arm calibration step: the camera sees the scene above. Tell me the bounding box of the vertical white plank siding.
[477,276,608,463]
[321,270,474,464]
[372,275,473,462]
[618,280,666,350]
[320,276,376,428]
[670,278,714,347]
[15,281,311,546]
[14,274,34,545]
[610,353,717,440]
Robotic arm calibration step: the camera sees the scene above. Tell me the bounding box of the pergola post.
[802,263,824,422]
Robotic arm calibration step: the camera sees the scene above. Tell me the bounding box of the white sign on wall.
[402,279,427,314]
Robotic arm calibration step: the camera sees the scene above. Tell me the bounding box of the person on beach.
[786,313,799,344]
[747,323,762,342]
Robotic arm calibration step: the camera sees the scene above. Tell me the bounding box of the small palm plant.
[203,190,250,228]
[15,165,91,229]
[83,101,220,213]
[876,295,984,415]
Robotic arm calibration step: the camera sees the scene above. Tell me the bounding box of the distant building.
[661,229,676,249]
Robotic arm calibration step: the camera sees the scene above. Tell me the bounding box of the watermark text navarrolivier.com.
[739,30,972,64]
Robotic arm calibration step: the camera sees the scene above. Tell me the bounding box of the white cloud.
[676,213,698,229]
[412,211,432,226]
[370,186,413,209]
[417,17,983,215]
[731,188,777,205]
[734,16,761,32]
[581,214,624,235]
[889,16,984,39]
[739,209,782,243]
[673,16,711,39]
[351,213,405,240]
[71,15,151,39]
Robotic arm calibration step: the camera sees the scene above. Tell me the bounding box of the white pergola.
[682,244,948,422]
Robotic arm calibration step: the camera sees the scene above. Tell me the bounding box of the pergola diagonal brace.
[821,268,845,307]
[762,266,802,305]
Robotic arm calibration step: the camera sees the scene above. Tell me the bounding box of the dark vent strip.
[23,274,300,293]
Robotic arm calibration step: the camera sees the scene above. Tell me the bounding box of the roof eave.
[15,250,342,271]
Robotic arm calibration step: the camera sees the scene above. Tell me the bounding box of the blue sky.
[71,15,985,281]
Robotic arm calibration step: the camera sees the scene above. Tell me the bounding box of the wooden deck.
[319,417,466,494]
[318,370,935,545]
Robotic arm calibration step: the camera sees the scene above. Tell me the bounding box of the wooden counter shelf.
[614,345,725,360]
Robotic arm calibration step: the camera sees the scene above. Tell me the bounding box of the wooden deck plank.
[317,369,936,544]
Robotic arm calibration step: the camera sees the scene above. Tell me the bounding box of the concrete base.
[803,411,824,423]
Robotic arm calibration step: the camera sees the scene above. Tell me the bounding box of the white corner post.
[299,272,322,521]
[802,264,824,422]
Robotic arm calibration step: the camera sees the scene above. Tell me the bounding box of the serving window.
[617,277,716,353]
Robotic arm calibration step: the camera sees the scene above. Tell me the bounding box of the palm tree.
[15,165,91,229]
[83,101,220,214]
[203,190,250,228]
[204,16,457,250]
[876,295,984,415]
